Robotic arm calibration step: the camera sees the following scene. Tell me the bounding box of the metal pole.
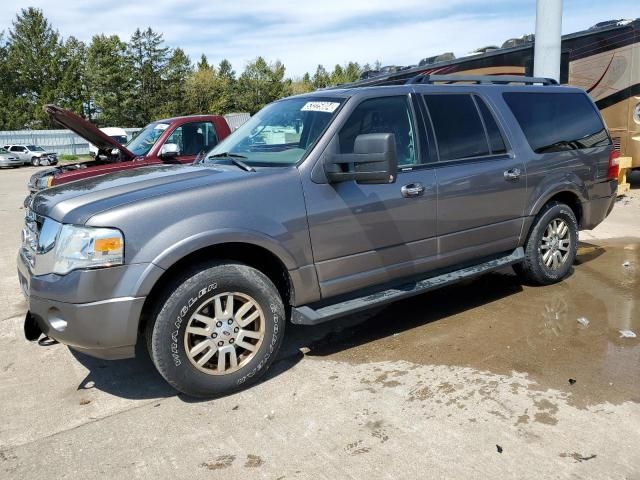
[533,0,563,82]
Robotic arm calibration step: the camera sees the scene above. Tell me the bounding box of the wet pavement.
[301,238,640,410]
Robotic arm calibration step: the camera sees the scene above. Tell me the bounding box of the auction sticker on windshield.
[301,101,340,113]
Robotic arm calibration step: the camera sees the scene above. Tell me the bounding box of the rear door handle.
[401,182,425,198]
[504,168,521,181]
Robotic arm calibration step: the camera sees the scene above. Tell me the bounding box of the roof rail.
[406,74,558,85]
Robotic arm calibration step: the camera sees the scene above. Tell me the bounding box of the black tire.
[146,261,285,398]
[31,157,39,166]
[514,201,578,285]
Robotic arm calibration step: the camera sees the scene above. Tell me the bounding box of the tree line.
[0,8,376,130]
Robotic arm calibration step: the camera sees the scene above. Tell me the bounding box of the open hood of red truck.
[44,105,136,160]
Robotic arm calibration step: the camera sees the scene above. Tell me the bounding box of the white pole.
[533,0,563,82]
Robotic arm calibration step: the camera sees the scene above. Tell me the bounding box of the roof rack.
[406,74,558,85]
[332,73,558,90]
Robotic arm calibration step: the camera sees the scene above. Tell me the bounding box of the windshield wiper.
[207,152,255,172]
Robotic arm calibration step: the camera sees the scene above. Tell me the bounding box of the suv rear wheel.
[146,261,285,397]
[514,201,578,285]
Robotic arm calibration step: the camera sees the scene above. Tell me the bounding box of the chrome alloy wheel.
[540,218,571,270]
[184,292,265,375]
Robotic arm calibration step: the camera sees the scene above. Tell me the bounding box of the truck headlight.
[53,225,124,275]
[35,175,53,190]
[634,103,640,124]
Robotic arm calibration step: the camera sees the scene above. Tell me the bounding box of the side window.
[503,92,610,153]
[423,94,489,161]
[476,97,507,154]
[338,96,417,167]
[166,122,217,156]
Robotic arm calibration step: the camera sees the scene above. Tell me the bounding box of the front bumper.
[0,158,22,167]
[17,253,162,360]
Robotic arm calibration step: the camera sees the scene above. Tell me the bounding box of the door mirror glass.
[326,133,398,184]
[159,143,180,159]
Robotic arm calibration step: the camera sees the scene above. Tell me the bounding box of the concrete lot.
[0,166,639,479]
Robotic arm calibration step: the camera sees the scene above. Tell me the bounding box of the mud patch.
[201,455,236,470]
[244,454,264,468]
[560,452,597,463]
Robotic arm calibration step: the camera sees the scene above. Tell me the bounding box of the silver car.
[0,147,22,168]
[3,144,58,166]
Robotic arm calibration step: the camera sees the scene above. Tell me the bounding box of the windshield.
[0,148,9,154]
[206,97,344,166]
[27,145,45,151]
[126,122,169,156]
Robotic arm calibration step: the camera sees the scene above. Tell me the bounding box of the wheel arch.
[138,241,294,337]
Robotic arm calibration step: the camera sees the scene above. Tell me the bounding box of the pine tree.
[86,34,132,126]
[56,36,88,118]
[156,47,192,118]
[127,27,169,124]
[6,7,63,127]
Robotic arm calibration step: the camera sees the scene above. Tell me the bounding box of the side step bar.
[291,247,524,325]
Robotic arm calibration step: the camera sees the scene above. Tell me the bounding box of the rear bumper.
[580,180,617,230]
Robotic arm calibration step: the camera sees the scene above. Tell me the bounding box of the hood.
[29,164,252,224]
[44,105,135,160]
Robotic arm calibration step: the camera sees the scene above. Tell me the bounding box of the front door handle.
[504,168,521,181]
[401,182,425,198]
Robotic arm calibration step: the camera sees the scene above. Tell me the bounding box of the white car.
[89,127,128,157]
[3,144,58,166]
[0,147,22,168]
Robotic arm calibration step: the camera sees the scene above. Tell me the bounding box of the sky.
[0,0,638,77]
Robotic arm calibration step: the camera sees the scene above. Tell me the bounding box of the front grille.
[612,136,621,152]
[20,210,60,275]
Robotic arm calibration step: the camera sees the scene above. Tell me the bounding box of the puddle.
[299,238,640,408]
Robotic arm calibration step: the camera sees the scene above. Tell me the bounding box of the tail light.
[607,150,620,180]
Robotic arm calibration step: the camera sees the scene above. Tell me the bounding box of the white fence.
[0,113,250,155]
[0,128,141,155]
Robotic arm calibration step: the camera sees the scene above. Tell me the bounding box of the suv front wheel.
[514,201,578,285]
[146,261,286,397]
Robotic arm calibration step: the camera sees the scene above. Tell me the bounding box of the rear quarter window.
[503,92,610,153]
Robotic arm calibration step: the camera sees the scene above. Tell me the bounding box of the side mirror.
[159,143,179,159]
[325,133,397,184]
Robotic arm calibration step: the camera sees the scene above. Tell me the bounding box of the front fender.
[150,227,299,271]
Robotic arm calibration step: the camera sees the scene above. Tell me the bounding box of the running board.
[291,247,524,325]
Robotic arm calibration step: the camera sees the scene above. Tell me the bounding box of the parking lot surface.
[1,167,639,479]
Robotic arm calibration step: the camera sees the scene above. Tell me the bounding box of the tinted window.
[503,92,610,153]
[423,94,489,161]
[476,97,506,154]
[339,96,417,167]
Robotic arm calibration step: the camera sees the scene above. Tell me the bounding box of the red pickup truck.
[28,105,233,192]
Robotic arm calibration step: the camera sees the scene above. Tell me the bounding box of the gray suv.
[18,75,618,397]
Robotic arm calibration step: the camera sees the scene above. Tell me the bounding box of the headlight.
[35,175,53,190]
[634,103,640,124]
[53,225,124,275]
